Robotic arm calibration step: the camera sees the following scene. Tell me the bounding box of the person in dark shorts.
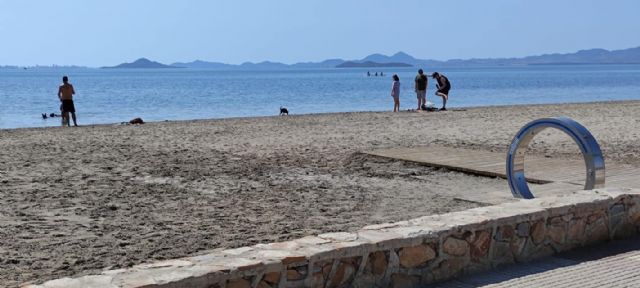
[57,76,77,127]
[414,69,428,110]
[432,72,451,111]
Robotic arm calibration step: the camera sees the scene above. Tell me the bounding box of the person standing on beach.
[58,76,78,127]
[414,69,428,110]
[432,72,451,111]
[390,74,400,112]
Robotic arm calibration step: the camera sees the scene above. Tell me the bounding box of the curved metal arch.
[506,117,605,199]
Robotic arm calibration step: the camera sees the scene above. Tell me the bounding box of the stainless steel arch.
[506,117,605,199]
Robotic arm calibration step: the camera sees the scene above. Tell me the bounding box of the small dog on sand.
[129,117,145,125]
[279,106,289,116]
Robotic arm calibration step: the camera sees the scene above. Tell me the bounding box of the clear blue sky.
[1,0,639,66]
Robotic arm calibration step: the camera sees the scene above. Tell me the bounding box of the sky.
[1,0,639,67]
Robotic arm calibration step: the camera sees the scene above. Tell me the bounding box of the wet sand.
[1,101,640,286]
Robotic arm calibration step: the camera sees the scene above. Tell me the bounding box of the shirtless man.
[58,76,77,127]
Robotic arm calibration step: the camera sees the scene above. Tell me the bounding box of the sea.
[1,65,640,129]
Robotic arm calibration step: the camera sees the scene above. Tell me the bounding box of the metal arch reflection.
[506,117,605,199]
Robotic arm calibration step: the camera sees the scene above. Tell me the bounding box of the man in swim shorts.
[432,72,451,111]
[414,69,428,110]
[58,75,78,127]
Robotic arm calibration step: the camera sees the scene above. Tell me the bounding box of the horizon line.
[2,45,639,68]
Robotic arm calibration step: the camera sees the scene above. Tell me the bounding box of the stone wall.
[25,188,640,288]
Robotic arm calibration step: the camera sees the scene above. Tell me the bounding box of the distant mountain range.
[102,58,179,69]
[336,61,413,68]
[102,46,640,69]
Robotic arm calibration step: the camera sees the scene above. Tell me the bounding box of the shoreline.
[3,99,640,132]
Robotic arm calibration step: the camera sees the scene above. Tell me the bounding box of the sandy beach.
[2,101,640,286]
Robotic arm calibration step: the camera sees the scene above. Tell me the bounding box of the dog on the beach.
[129,117,145,125]
[42,113,62,119]
[279,106,289,116]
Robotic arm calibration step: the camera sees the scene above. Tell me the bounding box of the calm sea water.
[1,65,640,129]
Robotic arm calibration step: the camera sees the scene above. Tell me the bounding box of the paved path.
[427,236,640,288]
[366,146,640,204]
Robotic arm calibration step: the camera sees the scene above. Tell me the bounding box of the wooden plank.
[365,146,640,191]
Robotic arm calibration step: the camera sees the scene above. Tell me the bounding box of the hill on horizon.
[170,46,640,69]
[336,61,413,68]
[99,46,640,70]
[102,58,180,69]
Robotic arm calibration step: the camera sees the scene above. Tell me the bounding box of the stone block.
[610,209,627,229]
[356,229,404,249]
[530,221,546,245]
[609,203,626,216]
[227,278,251,288]
[548,216,565,226]
[321,262,332,278]
[262,272,280,285]
[470,230,491,261]
[516,222,530,237]
[587,218,610,244]
[546,225,566,245]
[368,251,388,276]
[31,275,115,288]
[311,272,325,288]
[399,244,436,268]
[567,218,586,242]
[491,241,514,265]
[510,237,527,256]
[287,267,306,281]
[443,237,468,257]
[462,230,476,243]
[629,205,640,225]
[281,256,306,265]
[494,225,515,242]
[587,210,606,224]
[223,247,254,256]
[237,262,264,271]
[561,214,574,222]
[318,232,358,242]
[327,262,356,287]
[295,236,331,246]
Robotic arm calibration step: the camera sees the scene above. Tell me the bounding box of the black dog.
[44,113,61,118]
[279,106,289,116]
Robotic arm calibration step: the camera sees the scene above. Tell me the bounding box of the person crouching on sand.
[432,72,451,111]
[391,74,400,112]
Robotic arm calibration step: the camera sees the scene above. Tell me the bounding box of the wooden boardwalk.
[365,146,640,204]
